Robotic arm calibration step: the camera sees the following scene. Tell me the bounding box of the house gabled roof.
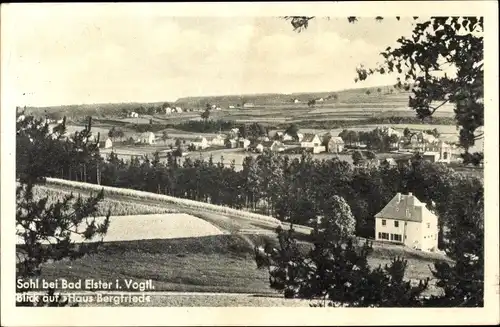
[193,136,207,142]
[328,136,344,144]
[375,193,434,223]
[138,132,154,138]
[301,133,318,143]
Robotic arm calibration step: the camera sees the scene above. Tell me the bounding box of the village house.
[317,97,324,102]
[282,133,295,142]
[136,132,156,145]
[99,138,113,149]
[191,136,209,150]
[239,138,251,149]
[228,105,235,109]
[380,126,402,137]
[128,112,139,118]
[254,140,284,153]
[229,128,240,138]
[293,98,300,104]
[300,133,325,153]
[165,107,173,115]
[425,140,456,163]
[323,135,345,153]
[296,133,304,142]
[375,192,439,252]
[243,102,255,108]
[225,138,238,149]
[174,106,183,113]
[209,134,226,147]
[422,151,441,163]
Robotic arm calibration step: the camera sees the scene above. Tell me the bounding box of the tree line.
[31,119,482,250]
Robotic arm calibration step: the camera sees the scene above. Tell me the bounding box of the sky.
[2,4,421,107]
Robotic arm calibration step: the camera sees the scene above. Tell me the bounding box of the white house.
[283,133,294,142]
[317,97,324,102]
[209,134,226,147]
[255,143,264,153]
[228,105,235,109]
[293,99,300,104]
[165,107,173,114]
[129,112,139,118]
[296,133,304,142]
[239,138,251,149]
[137,132,156,145]
[99,138,113,149]
[230,128,240,138]
[191,136,209,150]
[174,106,183,113]
[374,192,439,252]
[301,133,324,153]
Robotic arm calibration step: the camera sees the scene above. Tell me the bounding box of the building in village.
[255,140,285,153]
[191,136,209,150]
[99,138,113,149]
[209,134,226,147]
[243,102,255,108]
[128,112,139,118]
[136,132,156,145]
[300,133,325,153]
[229,128,240,138]
[165,107,173,114]
[225,138,238,149]
[323,135,345,153]
[239,138,251,149]
[374,192,439,252]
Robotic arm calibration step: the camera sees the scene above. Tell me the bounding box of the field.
[32,185,178,216]
[21,181,451,306]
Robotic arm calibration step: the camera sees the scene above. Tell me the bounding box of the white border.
[1,2,499,326]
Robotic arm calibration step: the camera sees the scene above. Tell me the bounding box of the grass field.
[33,185,178,216]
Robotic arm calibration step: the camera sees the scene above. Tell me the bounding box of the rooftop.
[375,192,435,223]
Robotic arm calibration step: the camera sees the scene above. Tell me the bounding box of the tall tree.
[284,16,484,162]
[16,114,110,306]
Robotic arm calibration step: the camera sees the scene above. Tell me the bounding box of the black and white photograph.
[1,2,498,326]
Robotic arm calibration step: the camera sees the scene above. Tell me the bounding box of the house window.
[378,232,381,239]
[394,221,399,228]
[392,234,402,242]
[382,220,386,226]
[427,223,431,228]
[380,233,389,240]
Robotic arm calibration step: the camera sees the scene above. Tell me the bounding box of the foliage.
[16,114,110,306]
[284,16,484,164]
[351,151,363,165]
[255,225,429,307]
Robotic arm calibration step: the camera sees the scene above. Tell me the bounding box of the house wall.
[375,217,406,244]
[312,146,326,154]
[420,208,439,251]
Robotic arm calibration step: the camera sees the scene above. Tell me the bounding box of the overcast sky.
[3,4,421,107]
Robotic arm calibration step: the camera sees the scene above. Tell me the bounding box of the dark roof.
[375,193,434,223]
[302,133,318,143]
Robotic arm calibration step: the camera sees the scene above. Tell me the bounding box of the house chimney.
[408,192,413,197]
[396,192,402,202]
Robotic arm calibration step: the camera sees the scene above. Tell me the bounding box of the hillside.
[22,84,409,119]
[175,85,407,108]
